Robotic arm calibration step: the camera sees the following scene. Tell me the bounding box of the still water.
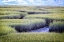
[30,27,49,32]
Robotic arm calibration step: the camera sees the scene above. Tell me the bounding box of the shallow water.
[30,27,49,32]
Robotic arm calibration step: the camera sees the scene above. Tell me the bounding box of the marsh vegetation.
[0,6,64,42]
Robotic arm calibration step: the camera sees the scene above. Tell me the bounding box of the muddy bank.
[45,18,64,26]
[11,22,45,32]
[28,11,51,14]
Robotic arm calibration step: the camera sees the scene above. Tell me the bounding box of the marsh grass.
[0,11,23,15]
[0,9,27,19]
[0,19,46,32]
[0,6,64,42]
[24,14,64,20]
[0,33,64,42]
[0,15,21,19]
[0,21,16,35]
[49,22,64,33]
[0,25,16,36]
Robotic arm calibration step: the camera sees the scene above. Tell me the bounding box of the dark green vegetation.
[49,22,64,33]
[0,6,64,42]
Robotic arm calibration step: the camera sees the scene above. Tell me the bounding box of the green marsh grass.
[0,25,16,36]
[0,33,64,42]
[0,14,21,19]
[0,11,27,19]
[0,11,22,15]
[24,14,64,20]
[49,22,64,33]
[0,19,46,32]
[0,6,64,42]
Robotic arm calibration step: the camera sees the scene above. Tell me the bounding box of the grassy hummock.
[49,22,64,33]
[0,19,46,32]
[24,14,64,20]
[0,10,27,19]
[0,25,16,36]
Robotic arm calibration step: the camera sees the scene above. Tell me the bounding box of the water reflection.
[30,27,49,32]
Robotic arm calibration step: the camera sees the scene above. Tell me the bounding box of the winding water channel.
[30,27,49,32]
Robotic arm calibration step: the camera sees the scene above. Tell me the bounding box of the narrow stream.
[30,27,49,32]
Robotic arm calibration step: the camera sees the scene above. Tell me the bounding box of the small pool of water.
[30,27,49,32]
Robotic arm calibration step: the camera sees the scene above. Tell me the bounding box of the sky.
[0,0,64,6]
